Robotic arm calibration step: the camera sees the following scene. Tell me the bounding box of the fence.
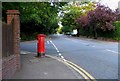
[2,18,14,57]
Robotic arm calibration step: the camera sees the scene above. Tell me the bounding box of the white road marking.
[47,41,50,44]
[49,40,59,53]
[92,46,95,47]
[82,43,87,45]
[44,72,48,75]
[59,53,62,56]
[20,51,31,54]
[50,40,66,61]
[49,39,96,80]
[64,38,71,40]
[64,38,88,44]
[61,56,64,59]
[64,38,97,49]
[63,59,67,62]
[67,61,96,80]
[64,38,78,42]
[105,49,118,54]
[46,54,92,80]
[57,50,60,53]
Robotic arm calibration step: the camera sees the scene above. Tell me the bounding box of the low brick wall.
[0,59,2,80]
[2,54,20,79]
[1,10,21,79]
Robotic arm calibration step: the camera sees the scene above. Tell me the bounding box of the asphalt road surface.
[20,34,119,79]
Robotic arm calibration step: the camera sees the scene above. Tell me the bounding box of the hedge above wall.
[113,21,120,40]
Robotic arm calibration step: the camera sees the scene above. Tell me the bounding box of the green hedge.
[113,21,120,40]
[78,21,120,40]
[20,32,37,41]
[79,28,93,37]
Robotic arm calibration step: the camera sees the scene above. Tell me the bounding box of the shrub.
[113,21,120,40]
[76,4,117,39]
[20,32,36,41]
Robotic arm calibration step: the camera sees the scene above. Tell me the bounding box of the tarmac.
[11,53,83,79]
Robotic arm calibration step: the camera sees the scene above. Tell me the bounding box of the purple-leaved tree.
[76,4,118,38]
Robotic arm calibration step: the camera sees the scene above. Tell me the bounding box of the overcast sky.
[96,0,120,10]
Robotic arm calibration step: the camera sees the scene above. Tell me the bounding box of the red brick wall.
[2,54,20,79]
[0,59,2,80]
[12,11,20,71]
[2,10,20,79]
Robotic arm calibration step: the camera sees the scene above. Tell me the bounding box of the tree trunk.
[86,26,89,38]
[77,28,80,37]
[93,28,97,39]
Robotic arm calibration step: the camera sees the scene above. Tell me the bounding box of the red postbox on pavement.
[37,34,46,57]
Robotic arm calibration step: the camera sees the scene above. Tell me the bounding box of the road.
[20,34,119,79]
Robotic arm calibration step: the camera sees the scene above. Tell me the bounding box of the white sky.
[96,0,120,10]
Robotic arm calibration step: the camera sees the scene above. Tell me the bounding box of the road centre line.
[49,40,96,81]
[105,49,118,54]
[92,46,95,47]
[64,38,96,48]
[64,38,71,40]
[64,38,86,44]
[64,38,88,45]
[64,38,78,42]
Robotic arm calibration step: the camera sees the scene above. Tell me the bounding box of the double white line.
[49,39,96,81]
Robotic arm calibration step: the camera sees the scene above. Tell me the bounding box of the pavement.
[11,53,82,79]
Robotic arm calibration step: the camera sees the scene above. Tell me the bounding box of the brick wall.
[2,10,20,79]
[0,21,2,80]
[2,55,20,79]
[0,59,2,80]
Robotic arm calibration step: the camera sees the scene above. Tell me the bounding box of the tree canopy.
[76,4,118,38]
[61,0,95,35]
[2,2,66,35]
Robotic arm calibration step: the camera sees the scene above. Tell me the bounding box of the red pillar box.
[37,34,46,57]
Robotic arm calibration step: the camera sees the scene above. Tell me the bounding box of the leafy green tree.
[2,2,66,38]
[61,1,95,36]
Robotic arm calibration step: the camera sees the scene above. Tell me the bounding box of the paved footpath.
[11,53,83,79]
